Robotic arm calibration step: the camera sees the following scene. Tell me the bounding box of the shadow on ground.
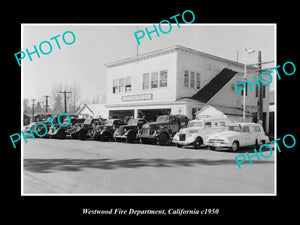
[24,157,274,173]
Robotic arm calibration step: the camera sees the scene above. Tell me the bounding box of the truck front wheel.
[126,132,136,143]
[157,133,169,146]
[78,129,87,140]
[193,137,203,149]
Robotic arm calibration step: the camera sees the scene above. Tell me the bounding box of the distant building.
[23,113,31,126]
[195,105,252,122]
[76,103,108,119]
[105,45,271,132]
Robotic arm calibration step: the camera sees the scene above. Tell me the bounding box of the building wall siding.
[175,49,245,100]
[106,52,177,105]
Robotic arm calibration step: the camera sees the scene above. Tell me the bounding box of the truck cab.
[137,114,189,145]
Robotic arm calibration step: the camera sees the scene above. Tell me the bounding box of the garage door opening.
[138,108,171,122]
[109,110,134,120]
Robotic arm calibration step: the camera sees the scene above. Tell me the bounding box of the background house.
[76,103,108,119]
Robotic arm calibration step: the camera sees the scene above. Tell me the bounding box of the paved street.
[23,138,275,195]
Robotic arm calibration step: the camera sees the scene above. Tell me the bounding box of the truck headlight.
[153,130,158,135]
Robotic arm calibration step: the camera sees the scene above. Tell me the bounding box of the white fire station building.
[105,45,270,132]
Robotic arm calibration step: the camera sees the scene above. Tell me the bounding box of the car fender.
[100,130,112,137]
[186,133,199,143]
[79,128,87,133]
[225,135,239,146]
[124,129,134,136]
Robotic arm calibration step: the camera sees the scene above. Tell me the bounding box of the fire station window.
[184,70,189,87]
[125,77,131,92]
[151,72,158,88]
[112,79,119,94]
[160,70,167,87]
[143,73,150,89]
[119,78,124,92]
[196,73,201,89]
[190,72,195,88]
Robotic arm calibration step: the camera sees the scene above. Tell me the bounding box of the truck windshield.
[105,120,114,126]
[188,121,203,128]
[156,115,169,123]
[127,119,139,125]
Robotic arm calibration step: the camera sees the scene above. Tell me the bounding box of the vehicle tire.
[193,137,203,149]
[57,129,66,139]
[157,133,169,146]
[176,143,183,148]
[139,138,147,144]
[35,127,46,138]
[100,132,110,142]
[209,146,216,150]
[231,141,240,152]
[93,132,101,141]
[126,132,136,143]
[78,129,87,140]
[256,139,265,148]
[71,132,78,139]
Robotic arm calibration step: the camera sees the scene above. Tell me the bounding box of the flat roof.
[105,45,258,70]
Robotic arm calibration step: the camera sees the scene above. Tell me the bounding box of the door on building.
[138,108,171,122]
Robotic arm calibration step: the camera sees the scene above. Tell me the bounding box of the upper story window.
[119,78,124,92]
[190,72,195,88]
[151,72,159,88]
[112,79,119,94]
[144,70,167,89]
[143,73,150,90]
[125,76,131,92]
[112,76,131,94]
[160,70,167,88]
[196,73,201,89]
[184,70,189,87]
[184,70,200,89]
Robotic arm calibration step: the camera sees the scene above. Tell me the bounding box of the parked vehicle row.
[23,114,270,152]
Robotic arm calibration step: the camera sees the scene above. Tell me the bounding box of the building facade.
[105,45,270,131]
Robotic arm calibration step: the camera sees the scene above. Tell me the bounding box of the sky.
[22,24,275,105]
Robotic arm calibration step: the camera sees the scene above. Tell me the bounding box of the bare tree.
[23,98,31,114]
[49,82,81,114]
[50,83,63,113]
[35,101,43,113]
[67,82,81,113]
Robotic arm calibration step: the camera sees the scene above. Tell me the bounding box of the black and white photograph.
[20,23,276,195]
[4,4,298,221]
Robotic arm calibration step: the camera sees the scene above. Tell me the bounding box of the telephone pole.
[31,99,36,122]
[59,91,72,113]
[44,95,50,113]
[257,50,264,126]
